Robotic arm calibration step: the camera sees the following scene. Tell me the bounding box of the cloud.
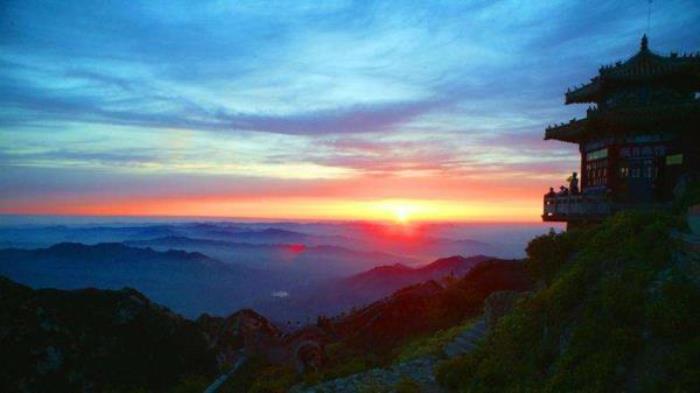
[0,0,698,218]
[3,0,697,137]
[0,76,446,135]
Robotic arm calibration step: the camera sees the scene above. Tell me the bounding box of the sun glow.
[392,204,413,224]
[5,196,541,223]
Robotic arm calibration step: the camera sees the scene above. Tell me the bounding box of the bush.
[525,228,575,285]
[647,276,700,341]
[437,211,698,392]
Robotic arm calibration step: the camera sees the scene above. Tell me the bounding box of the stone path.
[290,356,440,393]
[443,318,487,359]
[291,317,488,393]
[202,354,247,393]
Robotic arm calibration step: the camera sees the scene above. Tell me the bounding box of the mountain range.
[0,222,508,260]
[124,235,416,278]
[0,257,532,392]
[252,255,492,322]
[0,242,494,322]
[0,243,268,317]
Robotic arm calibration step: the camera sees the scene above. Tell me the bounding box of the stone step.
[444,340,477,357]
[471,321,487,333]
[444,346,462,358]
[291,356,442,392]
[459,330,482,341]
[458,328,485,341]
[454,336,477,347]
[457,341,477,351]
[442,318,488,359]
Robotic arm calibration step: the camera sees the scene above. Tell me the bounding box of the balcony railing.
[542,194,612,222]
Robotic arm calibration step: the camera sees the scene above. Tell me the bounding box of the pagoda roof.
[545,102,700,143]
[566,35,700,104]
[544,118,587,143]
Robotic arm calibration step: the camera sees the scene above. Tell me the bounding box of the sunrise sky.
[1,0,699,222]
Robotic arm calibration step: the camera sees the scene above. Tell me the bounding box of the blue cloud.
[2,0,698,136]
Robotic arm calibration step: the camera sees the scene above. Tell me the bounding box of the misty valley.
[0,219,549,322]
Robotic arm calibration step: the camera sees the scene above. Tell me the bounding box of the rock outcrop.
[199,308,331,374]
[0,277,217,392]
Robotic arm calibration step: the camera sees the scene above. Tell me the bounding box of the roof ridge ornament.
[641,34,649,52]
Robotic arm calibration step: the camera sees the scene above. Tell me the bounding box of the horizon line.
[0,213,550,226]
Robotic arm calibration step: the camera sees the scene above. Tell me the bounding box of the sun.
[393,205,412,224]
[372,200,428,224]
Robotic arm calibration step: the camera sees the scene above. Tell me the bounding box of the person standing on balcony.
[568,172,579,194]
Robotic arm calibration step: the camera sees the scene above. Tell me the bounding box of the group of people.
[546,172,579,197]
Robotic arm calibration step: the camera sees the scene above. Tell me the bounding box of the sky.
[1,0,699,222]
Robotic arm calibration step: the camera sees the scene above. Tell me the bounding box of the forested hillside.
[437,211,700,392]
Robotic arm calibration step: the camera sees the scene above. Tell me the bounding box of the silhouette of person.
[569,172,579,194]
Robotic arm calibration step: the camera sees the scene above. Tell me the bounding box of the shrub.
[437,211,697,392]
[525,228,575,285]
[647,276,700,341]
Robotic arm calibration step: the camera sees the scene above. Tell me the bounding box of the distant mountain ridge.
[24,241,212,262]
[125,235,409,261]
[0,242,241,271]
[253,255,494,322]
[332,258,532,352]
[0,222,509,260]
[124,235,418,277]
[343,255,493,296]
[0,242,274,318]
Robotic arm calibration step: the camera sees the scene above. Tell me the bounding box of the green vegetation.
[395,377,422,393]
[171,375,211,393]
[437,210,700,392]
[673,179,700,214]
[393,318,477,362]
[220,356,297,393]
[295,261,530,389]
[0,280,217,393]
[319,341,385,380]
[357,377,392,393]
